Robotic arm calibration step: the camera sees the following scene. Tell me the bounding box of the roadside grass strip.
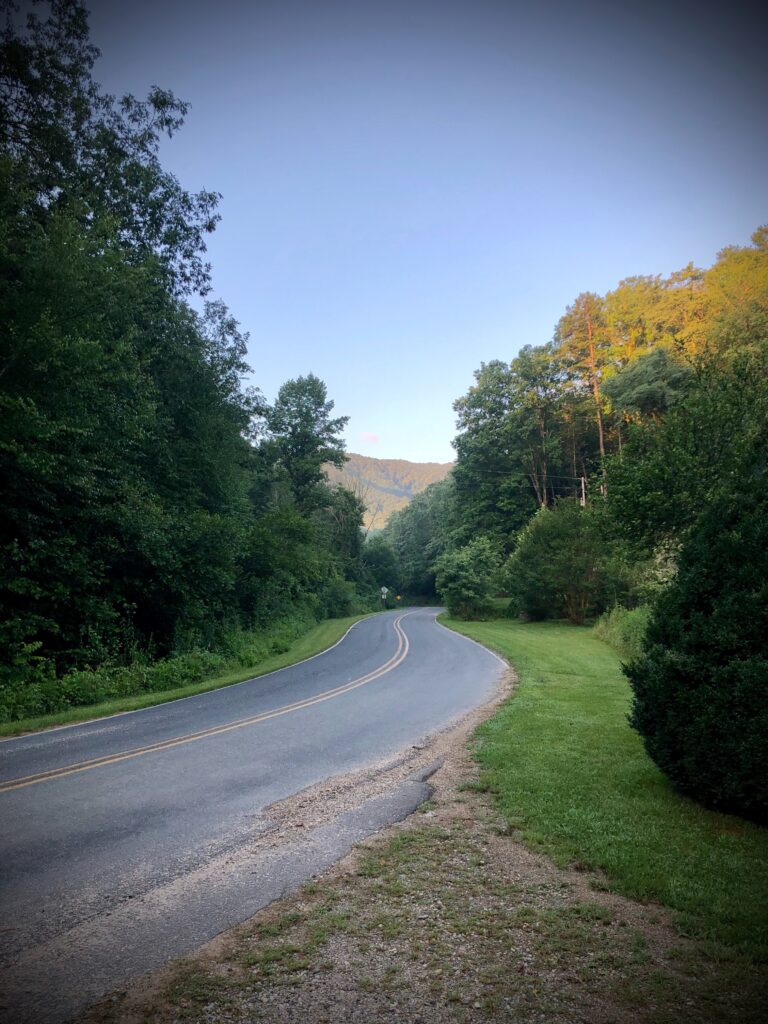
[440,617,768,962]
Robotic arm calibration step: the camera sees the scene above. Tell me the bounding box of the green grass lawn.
[441,616,768,962]
[0,614,370,738]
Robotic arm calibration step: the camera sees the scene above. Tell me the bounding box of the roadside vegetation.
[443,617,768,961]
[592,604,651,661]
[85,711,767,1024]
[0,613,369,737]
[1,4,389,729]
[379,226,768,825]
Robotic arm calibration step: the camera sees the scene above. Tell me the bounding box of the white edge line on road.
[0,613,389,744]
[433,612,510,668]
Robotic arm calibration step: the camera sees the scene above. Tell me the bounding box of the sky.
[84,0,766,462]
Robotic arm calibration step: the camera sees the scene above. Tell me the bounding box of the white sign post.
[380,586,389,604]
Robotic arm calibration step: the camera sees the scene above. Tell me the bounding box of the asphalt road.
[0,608,503,1022]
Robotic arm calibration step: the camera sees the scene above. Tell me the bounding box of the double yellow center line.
[0,614,412,795]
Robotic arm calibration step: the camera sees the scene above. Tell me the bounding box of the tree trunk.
[538,411,548,506]
[587,326,606,463]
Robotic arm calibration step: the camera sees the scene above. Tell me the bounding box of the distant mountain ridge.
[325,453,453,529]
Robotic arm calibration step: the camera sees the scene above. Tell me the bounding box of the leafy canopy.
[434,537,501,620]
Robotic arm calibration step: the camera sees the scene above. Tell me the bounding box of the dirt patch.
[82,670,765,1024]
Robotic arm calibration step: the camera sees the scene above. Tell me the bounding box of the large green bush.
[434,537,501,619]
[626,487,768,822]
[503,501,631,624]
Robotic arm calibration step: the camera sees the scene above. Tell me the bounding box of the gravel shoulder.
[82,669,766,1024]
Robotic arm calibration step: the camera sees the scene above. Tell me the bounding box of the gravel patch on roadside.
[83,671,766,1024]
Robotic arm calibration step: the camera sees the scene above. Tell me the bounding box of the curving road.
[0,608,503,1022]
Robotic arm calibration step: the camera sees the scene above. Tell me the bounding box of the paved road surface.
[0,608,503,1022]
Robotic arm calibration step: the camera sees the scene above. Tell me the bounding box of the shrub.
[320,575,358,618]
[434,537,501,619]
[627,486,768,822]
[0,610,323,724]
[504,500,631,624]
[593,605,651,661]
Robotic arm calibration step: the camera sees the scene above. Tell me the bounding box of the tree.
[316,484,366,576]
[653,264,708,357]
[0,1,255,671]
[382,477,456,596]
[452,360,531,547]
[434,537,501,619]
[503,501,630,624]
[0,0,383,720]
[452,355,560,550]
[0,0,219,296]
[604,275,665,367]
[603,348,692,423]
[611,339,768,820]
[506,344,567,507]
[362,536,401,593]
[607,342,768,553]
[626,482,768,822]
[265,375,348,512]
[702,227,768,356]
[555,292,610,465]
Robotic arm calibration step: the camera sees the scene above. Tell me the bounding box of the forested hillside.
[380,227,768,821]
[0,3,381,721]
[325,454,452,528]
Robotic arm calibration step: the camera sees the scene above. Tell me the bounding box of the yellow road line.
[0,614,412,795]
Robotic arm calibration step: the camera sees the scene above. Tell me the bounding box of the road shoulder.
[82,667,764,1024]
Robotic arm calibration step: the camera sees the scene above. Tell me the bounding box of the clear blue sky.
[88,0,766,463]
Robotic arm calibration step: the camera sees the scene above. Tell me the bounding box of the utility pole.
[580,477,586,507]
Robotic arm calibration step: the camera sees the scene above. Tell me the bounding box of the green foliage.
[554,291,609,461]
[0,0,219,295]
[0,4,377,708]
[616,340,768,821]
[265,374,348,512]
[451,353,561,551]
[0,2,255,671]
[382,477,457,597]
[362,536,401,593]
[434,537,501,619]
[603,348,693,420]
[0,609,320,723]
[316,575,358,619]
[384,228,768,837]
[627,484,768,823]
[593,605,651,661]
[450,229,768,561]
[0,612,367,731]
[442,617,768,961]
[601,329,768,823]
[503,501,631,624]
[607,347,768,553]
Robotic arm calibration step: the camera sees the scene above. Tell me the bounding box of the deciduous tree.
[265,374,349,513]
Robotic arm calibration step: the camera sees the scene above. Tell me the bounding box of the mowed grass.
[0,614,370,738]
[441,617,768,962]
